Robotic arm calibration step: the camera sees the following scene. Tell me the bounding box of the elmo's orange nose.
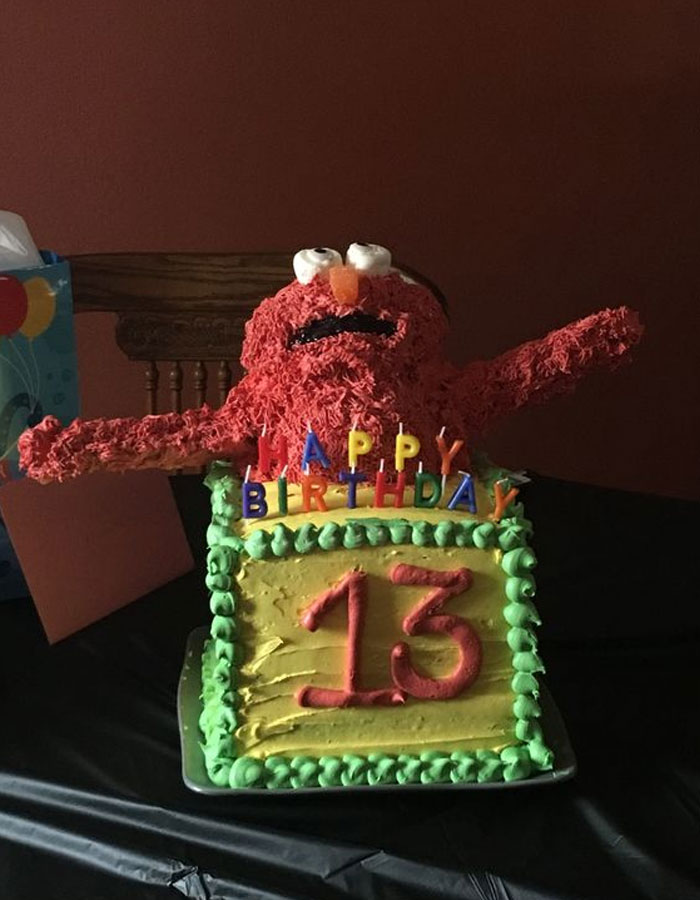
[329,265,359,305]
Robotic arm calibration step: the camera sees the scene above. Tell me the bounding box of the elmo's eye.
[293,247,342,284]
[346,242,391,276]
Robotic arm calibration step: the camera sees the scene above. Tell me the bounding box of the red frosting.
[18,270,643,481]
[297,570,404,708]
[389,564,482,700]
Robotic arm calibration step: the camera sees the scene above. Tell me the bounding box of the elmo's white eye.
[293,247,342,284]
[346,242,391,276]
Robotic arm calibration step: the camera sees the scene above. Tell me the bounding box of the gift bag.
[0,250,79,598]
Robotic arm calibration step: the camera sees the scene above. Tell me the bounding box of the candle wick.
[439,425,446,438]
[244,464,251,483]
[398,422,403,434]
[280,465,288,479]
[262,422,267,437]
[379,458,385,472]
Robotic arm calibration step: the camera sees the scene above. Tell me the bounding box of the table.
[1,474,698,900]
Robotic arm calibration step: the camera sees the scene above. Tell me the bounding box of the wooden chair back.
[69,252,293,413]
[69,251,445,414]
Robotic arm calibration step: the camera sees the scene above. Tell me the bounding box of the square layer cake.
[199,463,553,790]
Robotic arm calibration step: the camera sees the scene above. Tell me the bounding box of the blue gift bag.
[0,250,80,598]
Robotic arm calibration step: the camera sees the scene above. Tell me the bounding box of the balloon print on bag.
[0,274,56,339]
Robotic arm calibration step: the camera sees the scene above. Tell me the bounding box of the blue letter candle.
[301,428,330,470]
[339,469,367,509]
[447,471,477,514]
[243,481,268,518]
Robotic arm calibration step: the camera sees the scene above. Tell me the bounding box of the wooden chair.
[69,252,293,414]
[69,251,445,414]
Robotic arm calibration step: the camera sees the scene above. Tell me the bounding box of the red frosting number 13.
[296,564,482,709]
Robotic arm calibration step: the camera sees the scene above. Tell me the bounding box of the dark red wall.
[3,1,698,498]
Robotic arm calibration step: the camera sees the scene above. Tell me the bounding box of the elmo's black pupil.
[313,248,326,254]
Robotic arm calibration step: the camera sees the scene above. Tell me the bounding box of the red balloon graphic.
[0,275,28,336]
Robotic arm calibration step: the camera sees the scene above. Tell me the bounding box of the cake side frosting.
[199,463,553,790]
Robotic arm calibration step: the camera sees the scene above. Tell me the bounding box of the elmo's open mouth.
[287,313,396,349]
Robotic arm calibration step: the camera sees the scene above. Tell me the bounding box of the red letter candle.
[374,458,406,508]
[257,425,288,479]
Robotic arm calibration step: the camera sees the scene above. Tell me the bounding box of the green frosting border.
[199,461,554,789]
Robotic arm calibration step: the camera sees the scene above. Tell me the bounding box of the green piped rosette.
[193,460,559,791]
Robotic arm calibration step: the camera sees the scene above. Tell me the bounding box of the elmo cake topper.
[19,242,642,482]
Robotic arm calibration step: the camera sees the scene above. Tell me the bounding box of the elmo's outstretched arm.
[18,386,256,482]
[451,306,643,433]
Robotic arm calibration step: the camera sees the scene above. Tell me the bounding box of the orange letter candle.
[301,474,328,512]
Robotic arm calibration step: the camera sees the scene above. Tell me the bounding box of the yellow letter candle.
[395,423,420,472]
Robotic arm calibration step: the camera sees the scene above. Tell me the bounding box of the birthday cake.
[200,458,552,789]
[19,242,643,790]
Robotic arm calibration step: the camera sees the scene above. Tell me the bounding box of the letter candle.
[301,422,330,471]
[242,464,268,518]
[447,470,477,514]
[374,458,406,508]
[395,422,420,472]
[257,422,289,479]
[277,464,288,516]
[488,478,519,522]
[436,426,464,497]
[348,421,373,470]
[301,473,328,512]
[413,460,442,509]
[339,469,367,508]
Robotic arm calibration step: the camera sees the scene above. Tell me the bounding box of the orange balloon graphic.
[19,277,56,339]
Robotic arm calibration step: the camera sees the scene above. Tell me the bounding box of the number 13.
[296,564,482,708]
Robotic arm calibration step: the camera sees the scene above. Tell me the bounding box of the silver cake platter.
[178,626,577,795]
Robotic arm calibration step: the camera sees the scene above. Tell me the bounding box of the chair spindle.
[170,361,183,413]
[218,360,232,406]
[145,361,159,415]
[194,360,208,407]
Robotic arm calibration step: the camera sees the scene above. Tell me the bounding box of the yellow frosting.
[232,478,518,760]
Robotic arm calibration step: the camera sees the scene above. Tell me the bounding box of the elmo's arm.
[18,386,256,482]
[452,306,643,433]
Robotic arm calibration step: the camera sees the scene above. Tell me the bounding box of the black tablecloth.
[1,475,699,900]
